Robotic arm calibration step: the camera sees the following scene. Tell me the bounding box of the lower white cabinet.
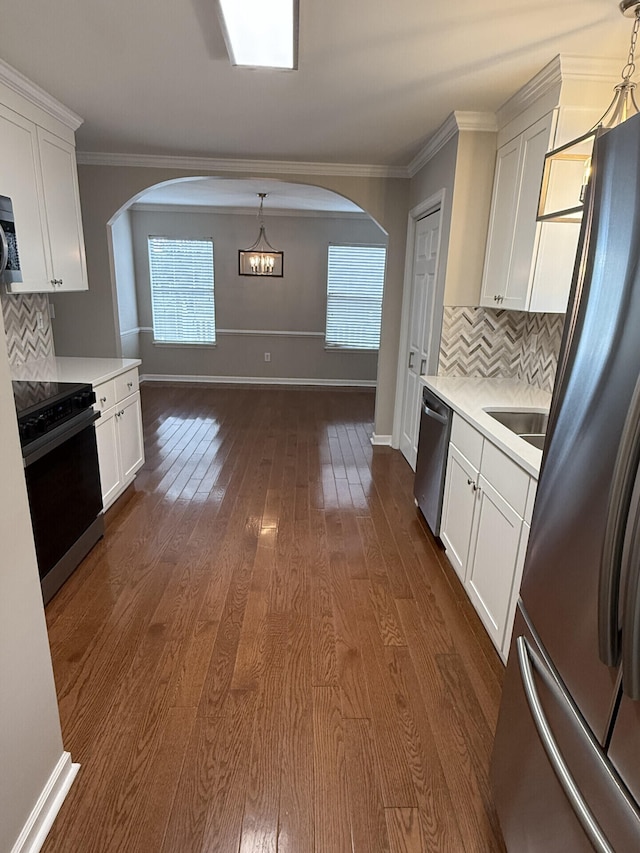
[94,369,144,509]
[440,413,535,661]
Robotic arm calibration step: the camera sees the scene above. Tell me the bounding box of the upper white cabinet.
[0,61,87,294]
[481,111,579,313]
[480,56,621,313]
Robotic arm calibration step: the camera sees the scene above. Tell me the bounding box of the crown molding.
[0,58,83,131]
[407,111,497,178]
[131,202,368,219]
[76,150,408,179]
[497,54,621,129]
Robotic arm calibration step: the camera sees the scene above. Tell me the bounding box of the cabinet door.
[480,136,520,308]
[506,113,556,309]
[466,474,524,653]
[95,409,121,509]
[37,128,88,292]
[501,520,530,661]
[440,444,480,582]
[117,392,144,482]
[0,104,50,292]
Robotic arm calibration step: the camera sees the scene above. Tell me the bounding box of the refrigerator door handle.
[599,376,640,667]
[619,426,640,699]
[517,636,615,853]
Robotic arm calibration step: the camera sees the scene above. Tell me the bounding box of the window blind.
[325,244,386,350]
[148,237,216,344]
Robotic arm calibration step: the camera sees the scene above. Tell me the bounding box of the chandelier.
[538,0,640,222]
[239,193,284,277]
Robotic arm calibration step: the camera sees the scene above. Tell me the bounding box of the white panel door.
[399,209,441,468]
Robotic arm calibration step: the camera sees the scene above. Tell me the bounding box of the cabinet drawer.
[451,415,484,469]
[115,369,139,401]
[481,441,529,516]
[94,379,116,412]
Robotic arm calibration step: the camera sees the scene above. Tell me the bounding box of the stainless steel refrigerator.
[491,113,640,851]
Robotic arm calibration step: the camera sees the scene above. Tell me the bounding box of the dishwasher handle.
[422,403,448,425]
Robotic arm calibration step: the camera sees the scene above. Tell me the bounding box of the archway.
[107,175,389,395]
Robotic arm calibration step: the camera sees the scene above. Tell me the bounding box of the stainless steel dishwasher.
[413,386,452,537]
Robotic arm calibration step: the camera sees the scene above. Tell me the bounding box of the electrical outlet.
[48,301,55,319]
[264,352,271,362]
[36,311,44,330]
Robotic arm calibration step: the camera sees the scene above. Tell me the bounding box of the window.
[148,237,216,344]
[325,244,386,350]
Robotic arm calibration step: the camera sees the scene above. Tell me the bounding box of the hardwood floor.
[42,384,506,853]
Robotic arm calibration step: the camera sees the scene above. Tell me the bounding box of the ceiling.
[0,0,634,217]
[132,177,365,213]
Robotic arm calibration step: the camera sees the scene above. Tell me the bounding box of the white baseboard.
[141,373,376,388]
[11,752,80,853]
[370,433,393,446]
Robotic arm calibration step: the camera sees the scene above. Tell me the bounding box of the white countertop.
[11,356,141,386]
[421,376,552,478]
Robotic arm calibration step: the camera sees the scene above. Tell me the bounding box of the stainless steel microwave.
[0,195,23,285]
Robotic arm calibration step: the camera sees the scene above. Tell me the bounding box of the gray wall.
[0,313,66,852]
[128,207,385,383]
[51,165,409,436]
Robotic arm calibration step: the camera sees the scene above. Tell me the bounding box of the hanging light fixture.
[238,193,284,277]
[538,0,640,223]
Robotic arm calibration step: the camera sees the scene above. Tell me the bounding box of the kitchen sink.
[485,409,549,450]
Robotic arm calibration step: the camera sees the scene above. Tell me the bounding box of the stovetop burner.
[12,380,96,447]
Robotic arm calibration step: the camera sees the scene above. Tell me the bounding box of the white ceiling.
[0,0,634,202]
[133,177,364,212]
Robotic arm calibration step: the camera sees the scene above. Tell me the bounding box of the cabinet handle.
[408,351,415,369]
[100,396,107,404]
[119,410,125,416]
[420,358,427,375]
[467,478,473,485]
[127,381,133,389]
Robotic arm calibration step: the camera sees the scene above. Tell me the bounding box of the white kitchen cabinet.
[440,413,534,661]
[0,103,50,292]
[465,474,525,652]
[95,408,121,509]
[94,369,144,509]
[0,83,87,294]
[480,111,580,313]
[35,128,88,292]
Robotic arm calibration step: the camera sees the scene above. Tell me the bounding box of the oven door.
[23,410,104,601]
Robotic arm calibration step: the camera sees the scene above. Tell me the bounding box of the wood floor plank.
[344,718,392,853]
[41,385,506,853]
[385,808,425,853]
[313,686,352,853]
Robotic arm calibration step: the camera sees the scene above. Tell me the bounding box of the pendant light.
[538,1,640,223]
[238,193,284,277]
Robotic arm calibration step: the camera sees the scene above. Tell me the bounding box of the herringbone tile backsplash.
[1,292,54,366]
[439,306,564,394]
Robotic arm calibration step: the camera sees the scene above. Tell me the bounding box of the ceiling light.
[216,0,299,70]
[239,194,284,277]
[538,0,640,222]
